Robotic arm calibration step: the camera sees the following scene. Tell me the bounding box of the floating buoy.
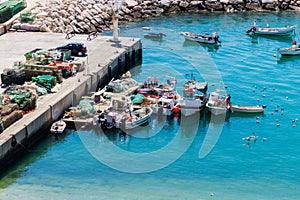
[277,104,280,108]
[257,98,260,102]
[210,193,215,197]
[273,54,277,57]
[262,137,267,142]
[254,85,257,89]
[276,118,279,122]
[271,112,274,115]
[286,96,289,99]
[277,123,280,127]
[292,124,296,127]
[262,94,265,97]
[270,98,273,101]
[292,119,296,122]
[281,111,284,115]
[256,119,260,123]
[296,118,298,121]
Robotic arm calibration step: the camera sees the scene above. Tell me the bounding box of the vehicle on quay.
[56,42,87,56]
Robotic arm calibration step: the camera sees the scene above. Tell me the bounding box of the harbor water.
[1,12,300,199]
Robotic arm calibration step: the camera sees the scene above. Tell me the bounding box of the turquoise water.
[1,12,300,199]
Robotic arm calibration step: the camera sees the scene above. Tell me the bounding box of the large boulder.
[124,0,138,7]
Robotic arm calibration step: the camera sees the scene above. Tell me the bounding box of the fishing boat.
[176,82,208,116]
[144,33,166,40]
[230,105,266,113]
[181,31,221,44]
[138,76,177,95]
[50,120,66,134]
[152,92,180,116]
[246,25,296,36]
[278,47,300,56]
[118,107,153,130]
[206,90,230,116]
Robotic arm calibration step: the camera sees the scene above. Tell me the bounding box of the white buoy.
[296,118,298,121]
[262,137,267,142]
[292,124,296,127]
[277,123,280,127]
[281,111,284,115]
[276,118,279,122]
[292,119,296,122]
[286,96,289,99]
[262,94,265,97]
[274,54,277,57]
[271,112,274,115]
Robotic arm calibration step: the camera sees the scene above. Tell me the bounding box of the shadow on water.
[182,40,220,52]
[0,129,72,190]
[228,111,266,118]
[277,54,300,64]
[248,33,294,43]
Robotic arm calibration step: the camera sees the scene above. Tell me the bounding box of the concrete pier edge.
[0,33,142,173]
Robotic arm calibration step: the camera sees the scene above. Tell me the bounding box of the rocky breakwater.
[10,0,300,33]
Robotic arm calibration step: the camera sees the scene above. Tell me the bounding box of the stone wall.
[10,0,300,34]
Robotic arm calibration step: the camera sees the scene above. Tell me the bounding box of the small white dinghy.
[231,105,266,113]
[50,120,66,134]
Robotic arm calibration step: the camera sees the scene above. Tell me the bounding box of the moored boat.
[278,47,300,56]
[206,90,230,116]
[119,107,153,130]
[181,31,221,44]
[144,33,166,40]
[231,105,266,113]
[50,120,66,134]
[176,82,208,116]
[247,25,296,36]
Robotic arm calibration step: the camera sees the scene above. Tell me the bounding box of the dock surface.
[0,32,141,171]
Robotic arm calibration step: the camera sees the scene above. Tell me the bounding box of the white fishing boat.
[50,120,66,134]
[138,76,177,95]
[206,90,230,116]
[119,107,153,130]
[231,105,266,113]
[177,85,208,116]
[278,47,300,56]
[247,25,296,36]
[152,92,180,116]
[181,31,221,44]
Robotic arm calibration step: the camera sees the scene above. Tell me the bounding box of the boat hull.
[207,106,227,115]
[252,26,295,36]
[231,105,264,113]
[181,32,218,44]
[278,48,300,56]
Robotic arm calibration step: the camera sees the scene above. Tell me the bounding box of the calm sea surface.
[1,12,300,200]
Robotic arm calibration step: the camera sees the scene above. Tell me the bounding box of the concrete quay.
[0,32,142,172]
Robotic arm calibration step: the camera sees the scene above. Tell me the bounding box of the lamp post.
[110,0,123,42]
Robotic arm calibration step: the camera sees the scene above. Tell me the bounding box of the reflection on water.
[182,40,220,52]
[277,54,300,64]
[248,33,294,43]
